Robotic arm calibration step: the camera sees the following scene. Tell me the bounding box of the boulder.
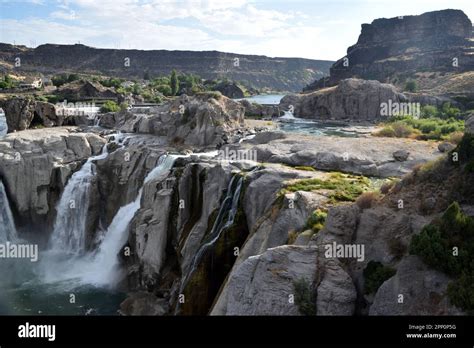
[280,79,406,121]
[0,97,66,132]
[213,81,244,99]
[392,150,410,161]
[438,142,456,153]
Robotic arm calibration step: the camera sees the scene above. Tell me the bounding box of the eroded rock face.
[370,256,462,315]
[239,99,280,118]
[0,127,105,236]
[281,79,406,121]
[215,244,356,316]
[213,82,244,99]
[0,97,66,132]
[98,94,245,148]
[222,245,319,315]
[305,10,474,90]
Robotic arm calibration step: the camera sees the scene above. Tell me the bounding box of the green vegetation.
[170,69,179,96]
[281,172,372,204]
[363,261,396,294]
[410,202,474,311]
[0,75,14,89]
[306,209,327,233]
[293,278,316,315]
[404,80,417,92]
[294,166,316,171]
[99,77,124,89]
[100,100,120,113]
[375,114,464,141]
[51,73,80,87]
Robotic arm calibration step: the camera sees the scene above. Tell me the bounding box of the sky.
[0,0,473,60]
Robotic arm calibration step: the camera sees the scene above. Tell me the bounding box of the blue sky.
[0,0,473,60]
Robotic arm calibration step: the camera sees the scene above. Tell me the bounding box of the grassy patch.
[281,172,371,204]
[294,166,316,172]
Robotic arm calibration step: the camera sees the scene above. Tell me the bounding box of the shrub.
[293,278,316,315]
[447,273,474,311]
[404,80,417,92]
[306,209,327,232]
[170,69,178,96]
[421,105,438,118]
[410,202,474,310]
[375,125,396,137]
[100,100,120,113]
[356,191,380,210]
[363,261,396,294]
[119,102,129,111]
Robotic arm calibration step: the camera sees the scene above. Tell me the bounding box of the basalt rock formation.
[305,9,474,92]
[0,97,66,132]
[0,43,333,92]
[99,93,245,148]
[0,127,105,238]
[280,78,407,121]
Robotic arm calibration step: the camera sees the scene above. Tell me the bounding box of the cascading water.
[0,180,18,243]
[179,174,243,293]
[40,153,183,288]
[278,110,297,121]
[49,150,108,253]
[49,133,126,254]
[73,154,183,287]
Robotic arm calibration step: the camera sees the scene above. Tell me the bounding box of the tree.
[404,80,417,92]
[170,69,178,96]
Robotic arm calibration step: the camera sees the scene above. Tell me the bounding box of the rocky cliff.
[281,78,407,121]
[305,9,474,93]
[0,43,333,92]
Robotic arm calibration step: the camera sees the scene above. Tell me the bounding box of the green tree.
[170,69,179,96]
[404,80,418,92]
[100,100,120,113]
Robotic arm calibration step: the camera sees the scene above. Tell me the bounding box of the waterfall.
[78,154,182,286]
[49,151,107,253]
[40,153,182,288]
[49,133,125,254]
[180,174,243,293]
[0,180,18,243]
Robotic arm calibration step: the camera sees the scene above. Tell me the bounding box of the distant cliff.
[305,9,474,92]
[0,43,333,92]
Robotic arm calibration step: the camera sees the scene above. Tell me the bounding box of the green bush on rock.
[409,202,474,311]
[363,261,396,294]
[293,278,316,315]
